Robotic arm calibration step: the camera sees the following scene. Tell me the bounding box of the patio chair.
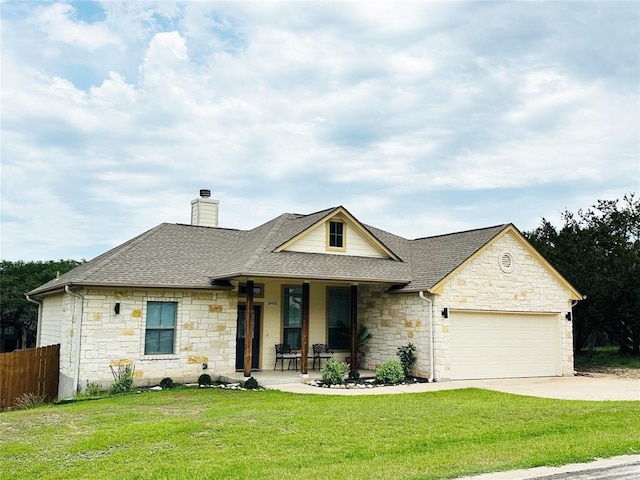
[312,343,333,370]
[274,344,301,371]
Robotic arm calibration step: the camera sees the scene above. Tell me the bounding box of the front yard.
[1,387,639,480]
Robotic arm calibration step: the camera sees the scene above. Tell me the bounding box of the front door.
[235,304,261,371]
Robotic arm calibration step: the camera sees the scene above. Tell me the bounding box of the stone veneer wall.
[51,287,238,396]
[358,285,432,378]
[432,231,576,380]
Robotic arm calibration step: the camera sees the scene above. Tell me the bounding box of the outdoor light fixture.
[565,312,572,322]
[114,303,121,315]
[442,308,449,318]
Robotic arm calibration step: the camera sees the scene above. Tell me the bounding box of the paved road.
[534,461,640,479]
[456,456,640,480]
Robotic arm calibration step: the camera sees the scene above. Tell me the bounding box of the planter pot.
[345,355,363,370]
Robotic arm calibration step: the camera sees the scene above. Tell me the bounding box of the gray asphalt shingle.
[28,207,509,296]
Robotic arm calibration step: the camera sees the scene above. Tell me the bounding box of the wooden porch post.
[301,282,310,375]
[350,284,358,370]
[243,280,254,378]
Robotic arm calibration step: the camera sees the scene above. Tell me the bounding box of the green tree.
[525,194,640,356]
[0,260,81,352]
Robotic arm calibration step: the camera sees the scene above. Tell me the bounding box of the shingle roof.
[398,224,509,292]
[28,207,510,296]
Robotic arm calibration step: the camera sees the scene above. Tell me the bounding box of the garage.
[449,311,561,380]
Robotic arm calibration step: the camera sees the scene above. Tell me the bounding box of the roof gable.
[427,224,582,300]
[274,206,401,260]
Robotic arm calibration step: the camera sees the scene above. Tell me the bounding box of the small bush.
[85,381,102,397]
[244,376,259,390]
[397,343,417,377]
[109,365,134,395]
[159,377,174,389]
[198,373,212,386]
[321,357,348,385]
[13,393,46,410]
[348,369,360,381]
[375,360,404,385]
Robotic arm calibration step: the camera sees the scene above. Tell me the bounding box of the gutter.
[25,294,43,347]
[65,285,84,395]
[418,291,435,382]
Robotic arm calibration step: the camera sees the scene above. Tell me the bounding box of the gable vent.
[500,253,514,273]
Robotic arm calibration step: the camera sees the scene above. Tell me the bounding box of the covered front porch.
[236,279,374,378]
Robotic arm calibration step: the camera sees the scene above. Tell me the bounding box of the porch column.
[301,282,310,375]
[350,284,358,371]
[243,279,254,377]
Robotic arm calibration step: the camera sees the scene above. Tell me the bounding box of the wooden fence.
[0,344,60,410]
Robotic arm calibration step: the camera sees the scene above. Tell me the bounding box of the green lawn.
[575,345,640,372]
[1,388,639,480]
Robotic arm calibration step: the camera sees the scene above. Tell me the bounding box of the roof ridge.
[240,214,292,272]
[412,223,509,241]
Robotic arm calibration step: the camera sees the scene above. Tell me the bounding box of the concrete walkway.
[266,373,639,401]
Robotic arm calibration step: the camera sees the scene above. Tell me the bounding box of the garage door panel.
[449,312,560,380]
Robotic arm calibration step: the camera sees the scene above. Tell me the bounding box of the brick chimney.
[191,189,219,227]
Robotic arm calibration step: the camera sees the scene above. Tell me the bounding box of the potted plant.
[346,324,372,370]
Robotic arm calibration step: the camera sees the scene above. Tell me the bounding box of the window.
[283,287,302,349]
[328,221,344,249]
[145,301,177,354]
[327,287,350,350]
[239,283,264,298]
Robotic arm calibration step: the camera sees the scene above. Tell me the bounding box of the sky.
[1,1,639,261]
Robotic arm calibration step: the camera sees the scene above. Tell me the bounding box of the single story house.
[28,191,582,398]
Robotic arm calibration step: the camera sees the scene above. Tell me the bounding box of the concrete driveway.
[271,373,640,400]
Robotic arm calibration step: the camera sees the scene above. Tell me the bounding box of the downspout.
[65,286,84,395]
[25,294,43,347]
[418,291,435,382]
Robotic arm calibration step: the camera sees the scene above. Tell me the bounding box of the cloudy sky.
[1,1,638,261]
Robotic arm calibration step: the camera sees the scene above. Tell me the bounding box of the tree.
[0,260,81,352]
[525,194,640,356]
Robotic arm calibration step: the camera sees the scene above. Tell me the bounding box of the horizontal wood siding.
[284,221,387,257]
[0,344,60,410]
[39,294,63,347]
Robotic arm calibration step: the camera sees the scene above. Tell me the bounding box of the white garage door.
[449,311,561,380]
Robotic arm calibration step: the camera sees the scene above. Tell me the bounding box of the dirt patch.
[579,367,640,379]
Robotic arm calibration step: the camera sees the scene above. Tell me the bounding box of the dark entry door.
[235,304,261,371]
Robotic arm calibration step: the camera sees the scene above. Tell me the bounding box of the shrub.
[85,381,102,397]
[198,373,212,386]
[321,357,348,385]
[13,393,46,410]
[159,377,174,389]
[109,365,134,395]
[348,369,360,381]
[244,376,259,390]
[375,360,404,385]
[397,343,417,377]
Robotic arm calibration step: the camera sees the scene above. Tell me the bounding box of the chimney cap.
[199,189,211,198]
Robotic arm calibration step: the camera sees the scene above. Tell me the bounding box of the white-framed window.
[328,220,345,249]
[144,301,177,355]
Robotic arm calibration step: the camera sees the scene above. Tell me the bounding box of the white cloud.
[1,1,638,260]
[30,2,121,51]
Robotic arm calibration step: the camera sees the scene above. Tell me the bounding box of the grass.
[1,388,639,480]
[575,345,640,377]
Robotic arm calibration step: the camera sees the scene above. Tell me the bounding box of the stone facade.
[42,287,238,398]
[39,229,576,397]
[431,231,575,380]
[358,286,432,378]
